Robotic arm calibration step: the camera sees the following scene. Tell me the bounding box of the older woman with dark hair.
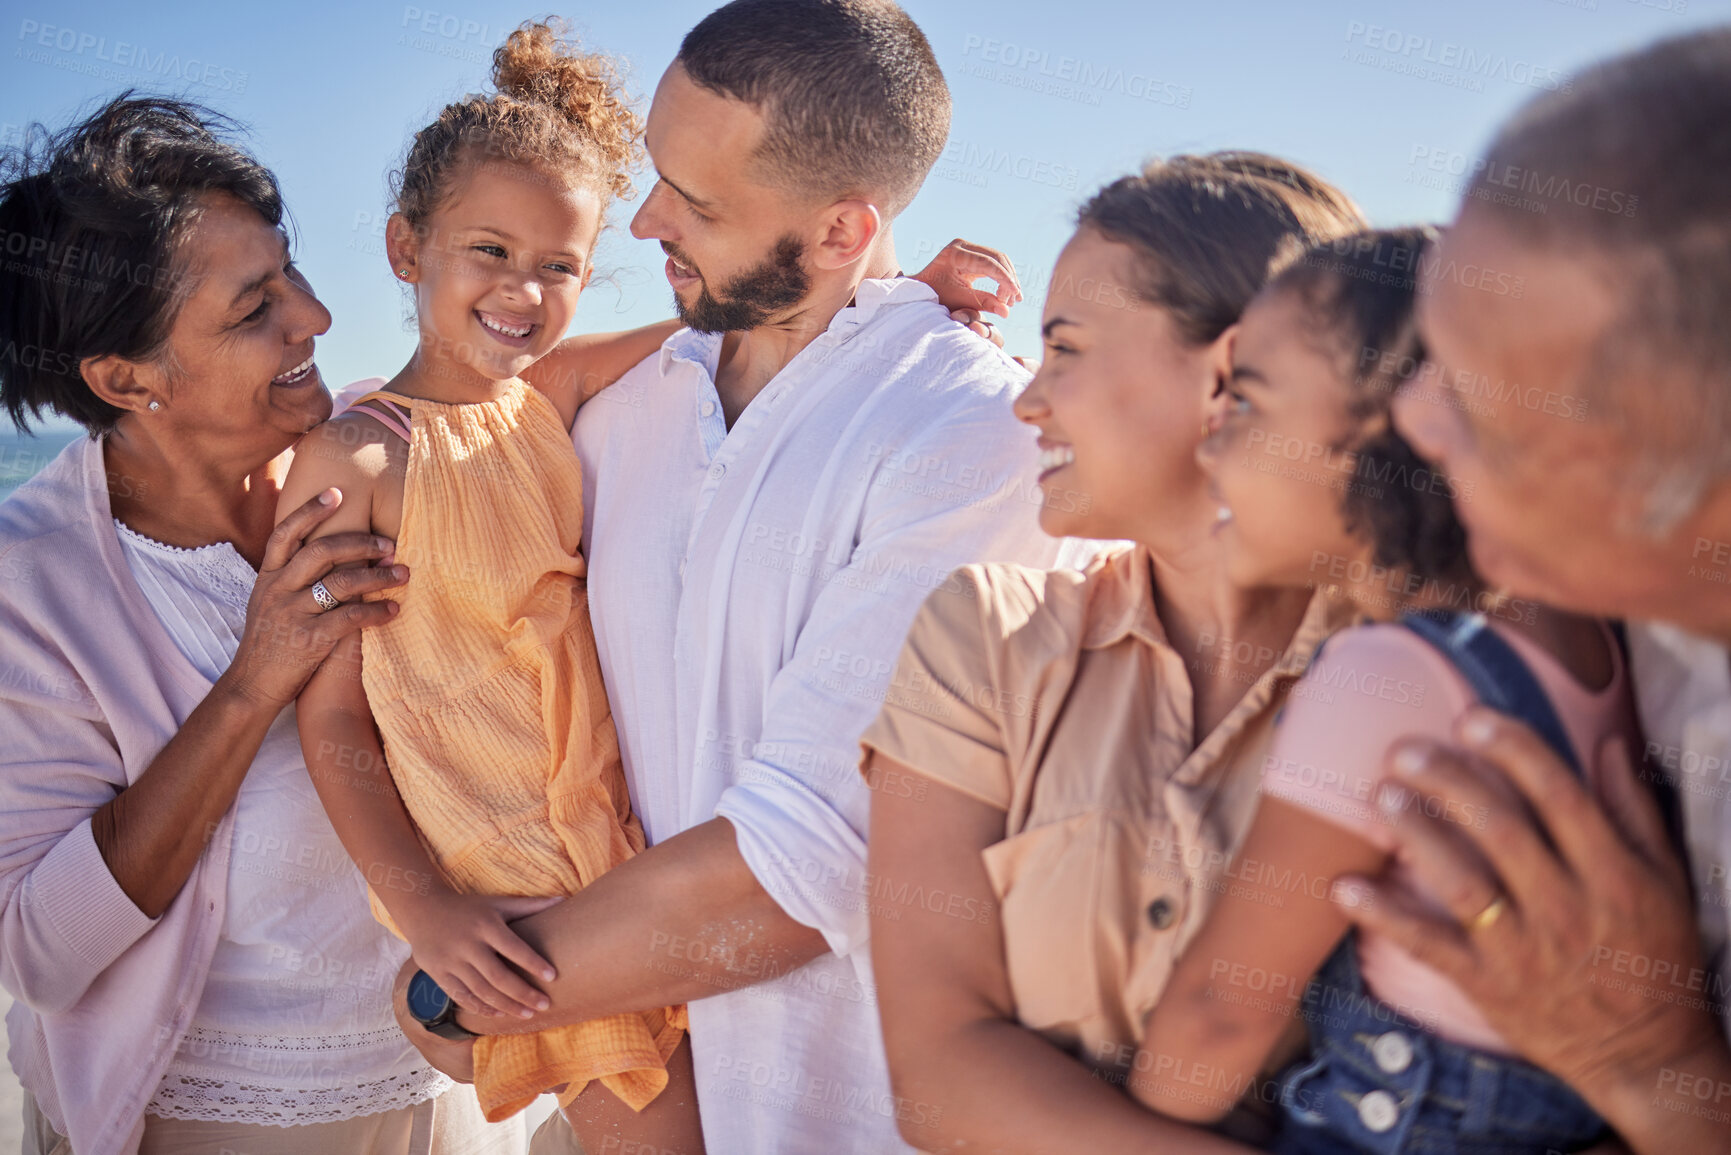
[0,95,529,1155]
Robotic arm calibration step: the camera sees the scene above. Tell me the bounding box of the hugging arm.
[0,489,398,1010]
[866,752,1259,1154]
[1132,796,1384,1121]
[525,321,683,427]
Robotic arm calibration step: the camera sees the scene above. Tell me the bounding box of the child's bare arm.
[525,321,683,428]
[1130,797,1385,1122]
[295,641,555,1019]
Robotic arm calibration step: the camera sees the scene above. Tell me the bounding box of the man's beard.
[669,235,811,333]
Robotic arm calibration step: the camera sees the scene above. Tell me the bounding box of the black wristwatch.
[406,970,477,1041]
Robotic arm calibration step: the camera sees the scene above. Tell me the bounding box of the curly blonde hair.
[393,19,642,229]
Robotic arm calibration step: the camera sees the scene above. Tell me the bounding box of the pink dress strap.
[346,392,414,443]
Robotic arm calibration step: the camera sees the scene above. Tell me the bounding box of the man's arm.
[1333,710,1731,1155]
[451,816,826,1034]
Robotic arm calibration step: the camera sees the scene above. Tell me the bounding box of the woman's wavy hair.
[0,94,284,435]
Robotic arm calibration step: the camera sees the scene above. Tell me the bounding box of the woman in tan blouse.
[859,154,1365,1153]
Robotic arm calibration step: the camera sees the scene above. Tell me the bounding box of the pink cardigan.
[0,436,237,1154]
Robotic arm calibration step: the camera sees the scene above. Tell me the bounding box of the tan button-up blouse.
[859,544,1350,1083]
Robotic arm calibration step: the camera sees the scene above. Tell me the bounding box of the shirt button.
[1357,1089,1399,1133]
[700,400,716,418]
[1146,897,1176,930]
[709,462,726,480]
[1371,1031,1413,1075]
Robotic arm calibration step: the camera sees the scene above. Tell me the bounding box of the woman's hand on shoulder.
[219,422,407,711]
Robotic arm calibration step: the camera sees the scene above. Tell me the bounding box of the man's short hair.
[1466,28,1731,528]
[677,0,950,215]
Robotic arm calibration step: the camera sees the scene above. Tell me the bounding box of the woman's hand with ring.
[220,488,407,711]
[309,579,341,613]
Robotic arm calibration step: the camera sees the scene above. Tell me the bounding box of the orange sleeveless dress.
[348,382,685,1122]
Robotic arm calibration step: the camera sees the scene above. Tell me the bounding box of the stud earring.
[148,400,161,412]
[398,268,411,279]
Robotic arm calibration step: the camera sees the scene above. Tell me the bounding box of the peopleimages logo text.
[16,20,249,92]
[961,35,1193,107]
[1343,22,1571,93]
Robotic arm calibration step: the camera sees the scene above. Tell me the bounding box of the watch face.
[406,970,452,1024]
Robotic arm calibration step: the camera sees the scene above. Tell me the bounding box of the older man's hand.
[391,957,476,1084]
[1330,708,1731,1151]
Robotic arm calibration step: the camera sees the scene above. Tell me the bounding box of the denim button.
[1371,1031,1413,1074]
[1146,897,1176,929]
[1357,1089,1399,1133]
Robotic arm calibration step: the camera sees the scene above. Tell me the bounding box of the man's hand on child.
[399,891,562,1018]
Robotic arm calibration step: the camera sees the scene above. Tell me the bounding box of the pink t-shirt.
[1262,617,1637,1053]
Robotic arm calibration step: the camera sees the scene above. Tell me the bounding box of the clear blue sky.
[4,0,1727,431]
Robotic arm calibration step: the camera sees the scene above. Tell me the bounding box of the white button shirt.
[1627,621,1731,1039]
[574,277,1083,1154]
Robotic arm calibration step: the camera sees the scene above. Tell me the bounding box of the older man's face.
[1396,214,1714,625]
[630,63,815,332]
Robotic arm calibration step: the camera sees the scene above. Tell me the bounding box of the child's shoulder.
[278,403,409,537]
[1282,621,1477,743]
[1303,621,1468,689]
[295,406,409,479]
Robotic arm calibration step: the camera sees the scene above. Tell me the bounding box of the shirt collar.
[657,327,723,377]
[829,276,937,336]
[1081,544,1169,651]
[1081,544,1356,668]
[652,276,938,377]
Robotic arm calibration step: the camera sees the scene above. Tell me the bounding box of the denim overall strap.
[1400,610,1583,777]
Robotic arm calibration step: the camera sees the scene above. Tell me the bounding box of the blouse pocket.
[980,811,1108,1030]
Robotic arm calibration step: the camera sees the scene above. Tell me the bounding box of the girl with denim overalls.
[1129,227,1641,1154]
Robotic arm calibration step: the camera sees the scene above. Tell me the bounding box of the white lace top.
[114,521,449,1125]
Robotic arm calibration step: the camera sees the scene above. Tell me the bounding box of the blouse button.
[700,400,717,418]
[1146,897,1176,930]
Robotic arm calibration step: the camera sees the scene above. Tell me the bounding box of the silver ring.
[309,579,340,613]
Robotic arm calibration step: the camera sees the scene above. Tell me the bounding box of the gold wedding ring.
[1466,894,1508,933]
